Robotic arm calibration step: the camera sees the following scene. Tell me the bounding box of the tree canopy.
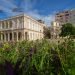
[60,23,75,37]
[43,27,51,39]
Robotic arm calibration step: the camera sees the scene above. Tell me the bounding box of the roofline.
[0,13,46,27]
[56,9,75,15]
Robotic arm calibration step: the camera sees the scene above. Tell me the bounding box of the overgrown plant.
[0,39,75,75]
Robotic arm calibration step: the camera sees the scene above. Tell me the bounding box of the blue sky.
[0,0,75,25]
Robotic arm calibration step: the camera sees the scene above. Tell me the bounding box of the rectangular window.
[2,22,4,29]
[6,21,8,28]
[9,21,12,28]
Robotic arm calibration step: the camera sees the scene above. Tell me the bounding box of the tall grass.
[0,39,75,75]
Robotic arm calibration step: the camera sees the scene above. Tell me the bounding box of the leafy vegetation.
[60,23,75,38]
[43,27,51,39]
[0,39,75,75]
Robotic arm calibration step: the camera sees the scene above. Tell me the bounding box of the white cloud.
[0,0,55,26]
[0,0,17,8]
[25,10,55,26]
[42,15,55,26]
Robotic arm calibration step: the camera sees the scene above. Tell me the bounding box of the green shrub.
[0,39,75,75]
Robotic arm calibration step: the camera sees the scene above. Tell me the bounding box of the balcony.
[0,28,14,31]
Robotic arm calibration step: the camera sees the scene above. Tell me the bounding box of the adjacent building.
[0,14,45,42]
[51,9,75,38]
[55,9,75,24]
[51,21,60,39]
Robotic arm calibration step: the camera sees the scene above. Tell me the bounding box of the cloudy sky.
[0,0,75,25]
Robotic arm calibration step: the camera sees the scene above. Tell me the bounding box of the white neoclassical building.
[0,14,45,42]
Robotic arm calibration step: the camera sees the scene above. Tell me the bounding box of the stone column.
[4,33,6,42]
[8,21,9,29]
[8,33,10,41]
[1,33,3,41]
[4,21,6,29]
[12,32,14,42]
[17,19,18,29]
[17,32,18,41]
[22,31,24,41]
[23,31,25,40]
[1,22,2,29]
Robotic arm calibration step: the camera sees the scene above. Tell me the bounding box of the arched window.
[18,32,22,40]
[14,32,17,41]
[2,34,4,40]
[10,33,12,41]
[25,32,28,40]
[6,33,8,41]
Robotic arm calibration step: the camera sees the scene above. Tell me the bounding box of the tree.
[43,27,51,39]
[60,23,75,38]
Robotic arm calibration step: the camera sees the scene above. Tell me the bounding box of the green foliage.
[0,39,75,75]
[0,43,19,64]
[58,39,75,75]
[43,27,51,39]
[60,23,75,37]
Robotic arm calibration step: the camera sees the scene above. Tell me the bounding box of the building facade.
[51,9,75,38]
[55,9,75,25]
[0,14,45,42]
[51,21,60,38]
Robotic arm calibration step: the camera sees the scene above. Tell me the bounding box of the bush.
[0,39,75,75]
